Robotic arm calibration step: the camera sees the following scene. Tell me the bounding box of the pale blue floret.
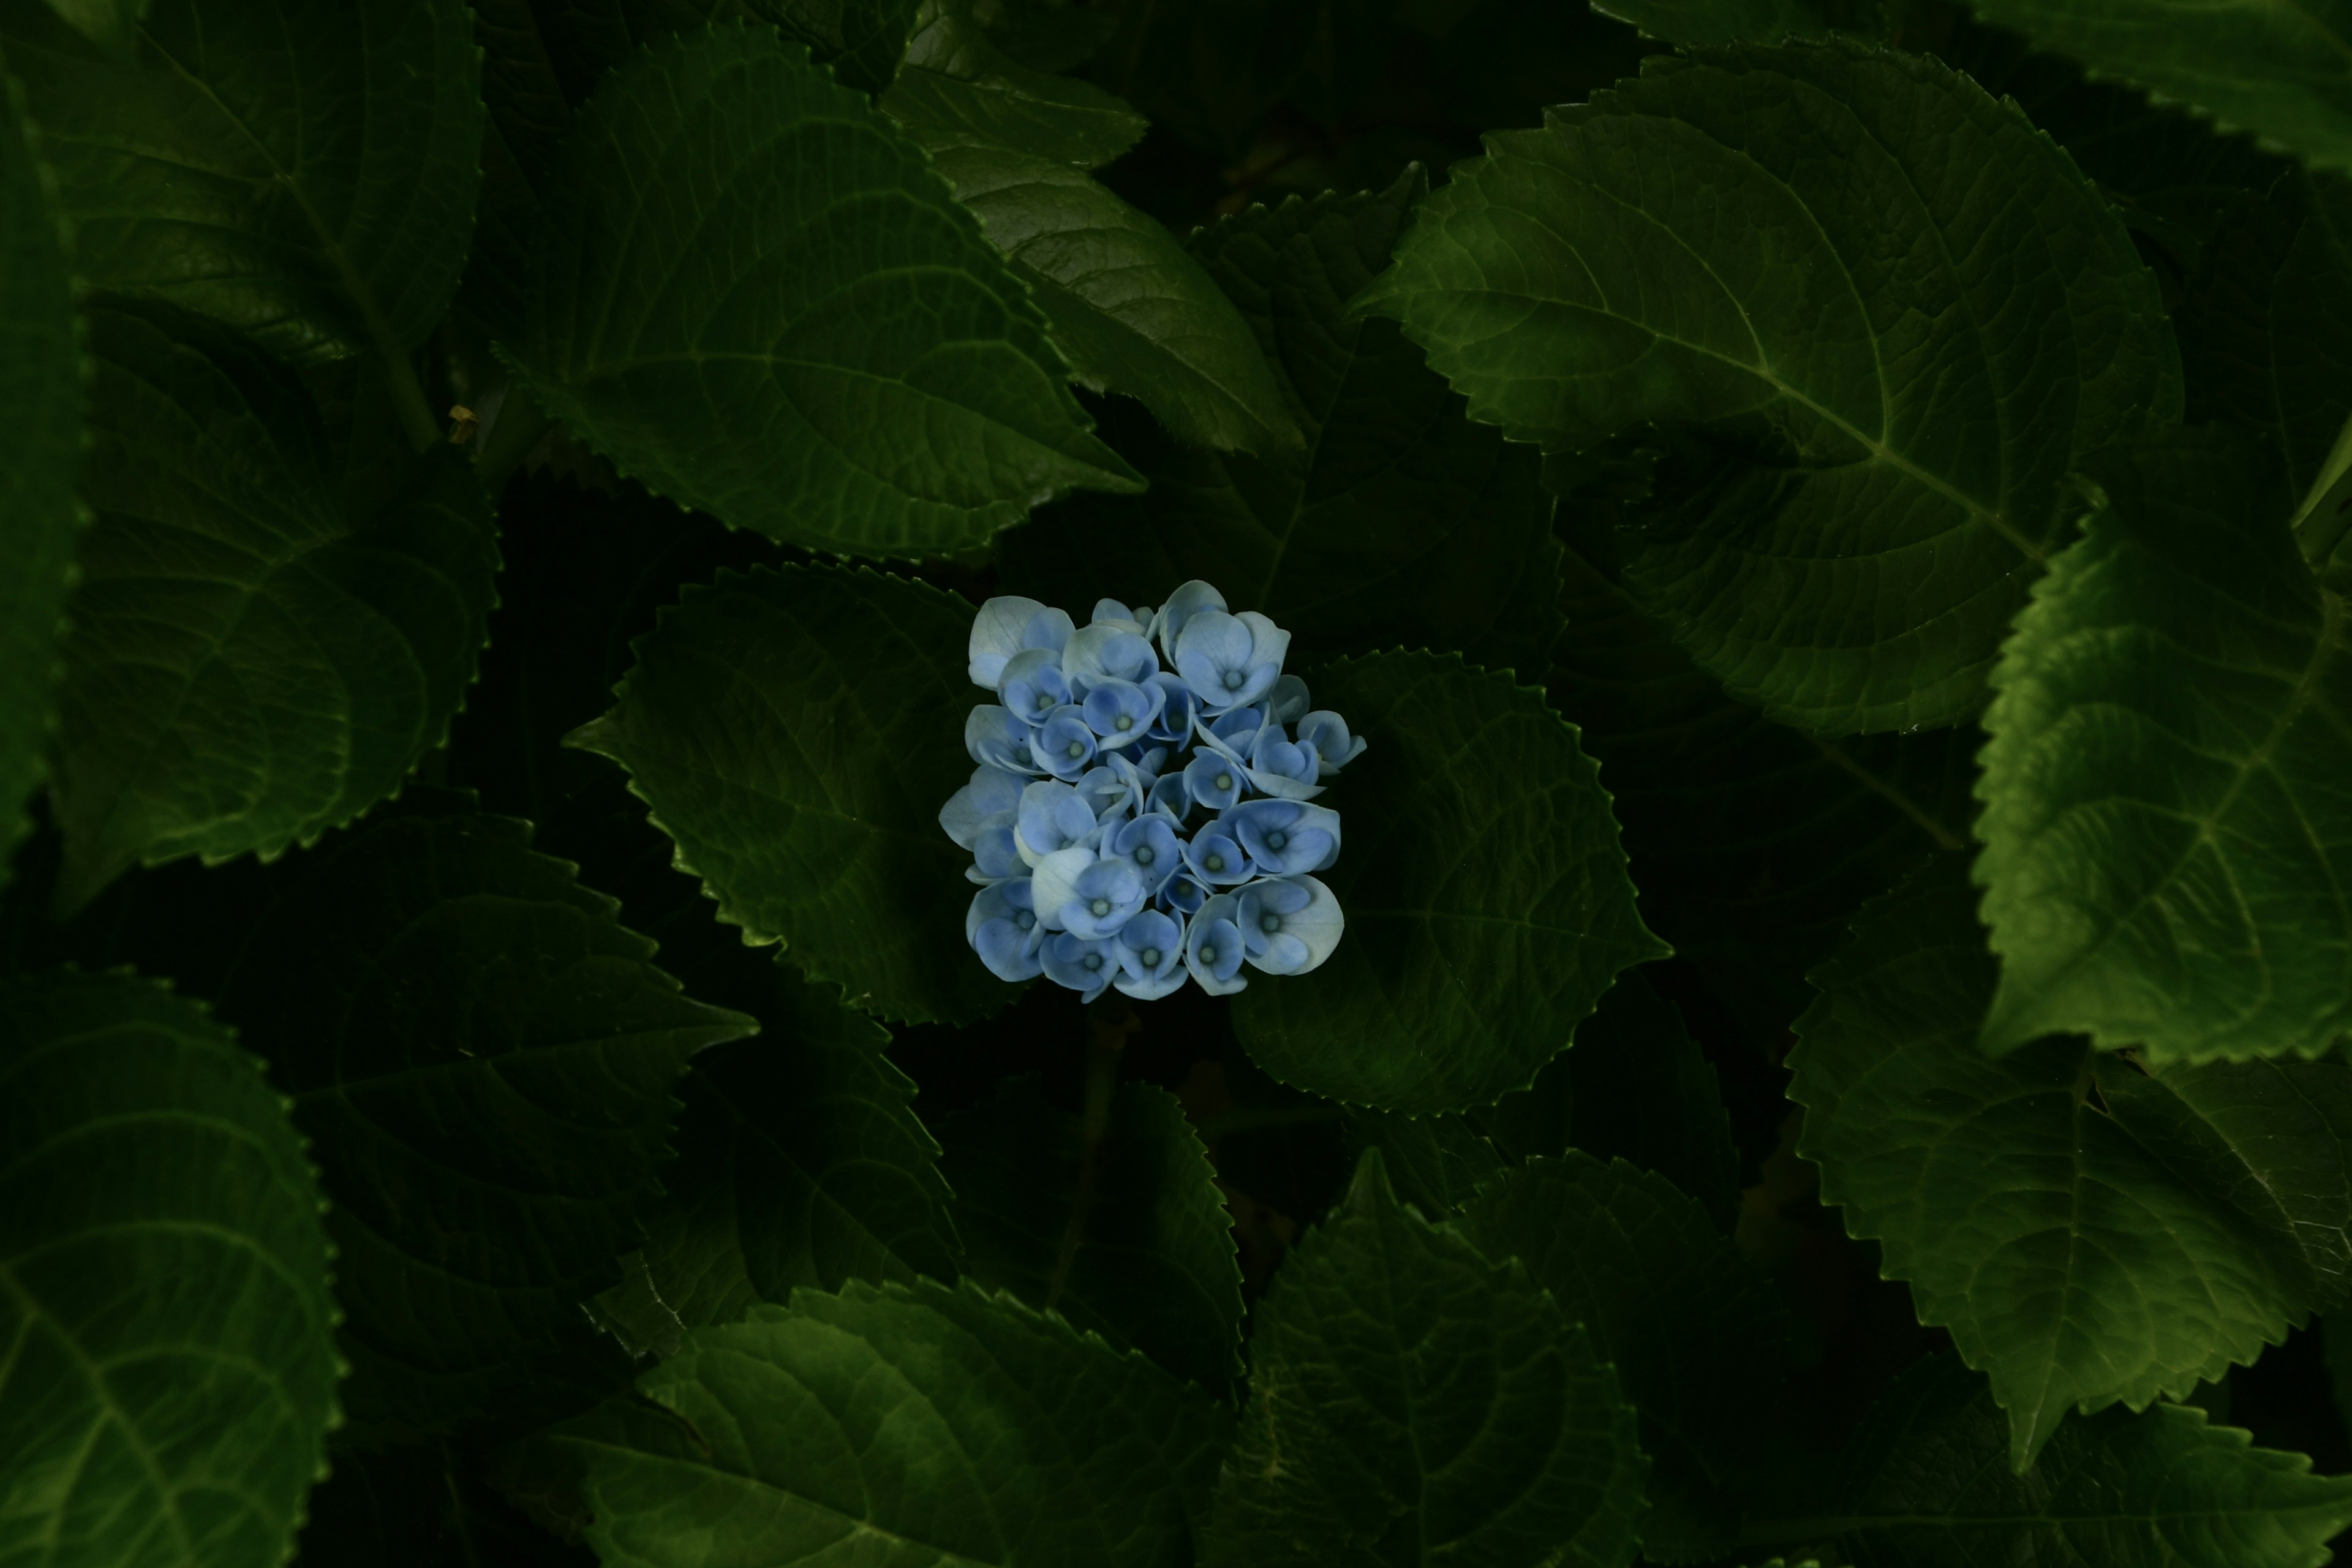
[1223,799,1340,876]
[1035,705,1098,781]
[966,705,1038,774]
[1174,610,1290,712]
[968,878,1045,982]
[969,597,1075,687]
[1042,932,1117,1002]
[1298,710,1368,775]
[1186,894,1249,995]
[951,584,1352,998]
[998,646,1072,724]
[1237,875,1344,974]
[1060,856,1147,939]
[1114,909,1188,1000]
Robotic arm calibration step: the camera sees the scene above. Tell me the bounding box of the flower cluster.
[941,582,1365,1001]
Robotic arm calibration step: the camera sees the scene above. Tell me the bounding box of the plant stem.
[1046,995,1139,1310]
[473,390,555,496]
[442,1444,485,1568]
[377,340,443,455]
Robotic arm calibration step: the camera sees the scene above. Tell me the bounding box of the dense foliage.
[13,1,2352,1565]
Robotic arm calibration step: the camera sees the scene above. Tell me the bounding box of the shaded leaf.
[0,64,80,884]
[882,0,1145,167]
[1791,854,2352,1469]
[48,301,500,913]
[1231,650,1665,1114]
[1965,0,2352,178]
[0,969,339,1568]
[173,797,758,1441]
[1000,173,1567,680]
[569,561,1010,1026]
[1548,512,1976,1046]
[1456,1153,1793,1564]
[616,969,960,1335]
[936,1076,1245,1392]
[1358,39,2179,734]
[1589,0,1881,47]
[1973,434,2352,1061]
[504,21,1139,561]
[546,1278,1230,1566]
[0,0,481,361]
[1744,1352,2352,1567]
[1204,1150,1648,1567]
[1340,1104,1506,1218]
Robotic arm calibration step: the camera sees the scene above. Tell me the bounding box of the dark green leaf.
[1964,0,2352,177]
[1549,514,1976,1047]
[882,0,1145,167]
[615,969,960,1335]
[1456,1154,1793,1564]
[0,0,481,361]
[1745,1352,2352,1567]
[1204,1150,1648,1567]
[1076,0,1310,158]
[1000,174,1567,680]
[547,1278,1230,1566]
[1792,854,2352,1469]
[569,561,1009,1026]
[504,21,1139,560]
[1973,434,2352,1061]
[1358,40,2180,734]
[0,969,339,1568]
[1340,1104,1506,1218]
[903,132,1300,456]
[936,1076,1245,1392]
[47,301,500,913]
[1231,650,1666,1114]
[0,63,80,885]
[187,798,756,1441]
[1588,0,1880,47]
[2177,168,2352,524]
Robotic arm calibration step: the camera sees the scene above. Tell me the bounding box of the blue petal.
[1153,581,1228,663]
[969,595,1050,687]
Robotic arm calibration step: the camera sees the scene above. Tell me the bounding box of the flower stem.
[1046,994,1139,1310]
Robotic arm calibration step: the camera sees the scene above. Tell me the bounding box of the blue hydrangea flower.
[1035,706,1099,781]
[999,646,1073,723]
[970,597,1075,687]
[1060,856,1147,939]
[1186,894,1249,995]
[968,879,1045,981]
[1174,610,1290,712]
[1115,910,1187,1000]
[951,586,1355,1000]
[1043,931,1117,1001]
[1223,799,1340,876]
[1237,875,1345,974]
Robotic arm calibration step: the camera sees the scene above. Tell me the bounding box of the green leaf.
[1790,854,2352,1469]
[935,1076,1245,1393]
[881,0,1145,167]
[1203,1150,1648,1567]
[173,796,758,1441]
[570,561,1009,1026]
[0,969,339,1568]
[1550,511,1978,1047]
[45,301,500,914]
[1455,1154,1793,1564]
[1973,433,2352,1062]
[38,0,145,52]
[1346,970,1741,1231]
[1964,0,2352,178]
[2177,168,2352,526]
[0,64,80,887]
[998,174,1567,680]
[547,1277,1230,1566]
[0,0,481,363]
[1588,0,1880,47]
[503,21,1139,561]
[899,133,1300,457]
[613,968,960,1336]
[1357,39,2180,734]
[1230,650,1666,1114]
[1746,1352,2352,1568]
